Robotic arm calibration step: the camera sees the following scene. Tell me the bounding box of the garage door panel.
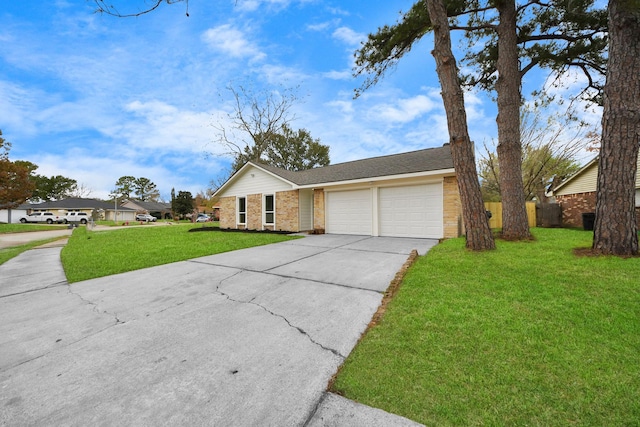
[326,190,372,235]
[379,184,443,238]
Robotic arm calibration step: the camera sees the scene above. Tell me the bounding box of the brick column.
[313,189,325,232]
[247,194,262,230]
[276,190,300,232]
[443,177,462,238]
[219,196,236,229]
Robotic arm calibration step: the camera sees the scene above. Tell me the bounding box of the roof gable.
[554,153,640,196]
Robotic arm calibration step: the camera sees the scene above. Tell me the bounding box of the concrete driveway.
[0,234,434,426]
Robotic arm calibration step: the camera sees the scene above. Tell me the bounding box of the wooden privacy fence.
[484,202,537,229]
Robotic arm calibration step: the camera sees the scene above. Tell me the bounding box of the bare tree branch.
[92,0,189,18]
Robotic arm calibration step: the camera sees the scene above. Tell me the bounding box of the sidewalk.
[0,228,73,249]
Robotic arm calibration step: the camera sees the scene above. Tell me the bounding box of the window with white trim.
[264,194,274,224]
[238,197,246,224]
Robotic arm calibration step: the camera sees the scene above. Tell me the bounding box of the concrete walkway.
[0,233,433,426]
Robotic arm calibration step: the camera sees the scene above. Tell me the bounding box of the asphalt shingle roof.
[253,144,453,186]
[125,200,171,211]
[27,198,135,211]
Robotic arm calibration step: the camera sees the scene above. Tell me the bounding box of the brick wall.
[443,176,462,238]
[219,196,236,229]
[247,194,262,230]
[556,192,596,228]
[556,191,640,229]
[313,189,325,232]
[276,190,300,231]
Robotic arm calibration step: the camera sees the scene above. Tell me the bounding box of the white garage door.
[379,183,443,238]
[326,189,372,235]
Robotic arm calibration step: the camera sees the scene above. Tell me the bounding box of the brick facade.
[276,190,300,232]
[219,196,236,229]
[555,192,596,228]
[556,191,640,229]
[247,194,262,230]
[313,189,325,232]
[443,176,463,238]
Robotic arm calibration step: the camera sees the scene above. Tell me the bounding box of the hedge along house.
[553,153,640,228]
[214,145,463,239]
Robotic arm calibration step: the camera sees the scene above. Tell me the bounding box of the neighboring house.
[197,204,221,221]
[24,198,136,222]
[553,154,640,228]
[214,145,462,239]
[0,203,30,224]
[121,200,172,219]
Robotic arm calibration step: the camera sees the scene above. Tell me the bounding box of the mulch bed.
[188,226,292,235]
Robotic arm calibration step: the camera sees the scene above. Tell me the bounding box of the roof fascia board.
[295,168,456,189]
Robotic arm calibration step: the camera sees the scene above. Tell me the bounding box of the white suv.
[19,212,64,224]
[65,212,90,224]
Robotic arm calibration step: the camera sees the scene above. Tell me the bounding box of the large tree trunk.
[495,0,531,240]
[592,0,640,256]
[426,0,495,251]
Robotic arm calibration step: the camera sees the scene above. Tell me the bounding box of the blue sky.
[1,0,600,200]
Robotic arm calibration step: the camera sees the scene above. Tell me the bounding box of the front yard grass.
[61,224,299,283]
[0,223,67,233]
[332,228,640,426]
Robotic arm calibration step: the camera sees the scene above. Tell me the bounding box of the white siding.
[299,189,313,231]
[221,166,294,196]
[555,163,598,196]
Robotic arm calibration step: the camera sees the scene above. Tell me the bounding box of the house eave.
[295,168,456,189]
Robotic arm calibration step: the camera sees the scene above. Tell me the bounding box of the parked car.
[19,212,64,224]
[196,213,211,223]
[136,214,157,222]
[64,212,90,224]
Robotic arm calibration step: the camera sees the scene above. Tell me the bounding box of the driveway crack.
[66,283,125,326]
[214,286,345,359]
[0,281,68,299]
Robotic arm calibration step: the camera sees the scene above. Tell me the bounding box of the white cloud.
[258,64,309,86]
[369,94,438,124]
[325,100,354,116]
[332,27,364,47]
[119,100,219,154]
[201,24,266,62]
[322,70,351,80]
[306,22,332,32]
[235,0,306,12]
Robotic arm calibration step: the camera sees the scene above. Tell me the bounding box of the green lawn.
[332,228,640,426]
[0,223,67,233]
[61,224,298,283]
